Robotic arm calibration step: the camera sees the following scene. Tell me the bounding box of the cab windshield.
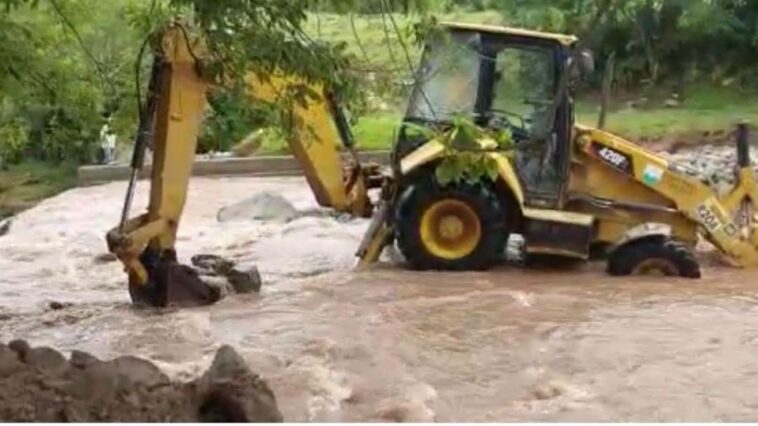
[406,29,558,137]
[406,31,481,120]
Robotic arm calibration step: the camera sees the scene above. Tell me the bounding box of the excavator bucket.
[123,249,262,308]
[127,250,222,308]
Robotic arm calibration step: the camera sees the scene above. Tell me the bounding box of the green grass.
[352,84,758,150]
[304,11,505,71]
[0,162,77,219]
[353,112,402,151]
[576,85,758,140]
[253,83,758,154]
[250,112,402,154]
[346,83,758,151]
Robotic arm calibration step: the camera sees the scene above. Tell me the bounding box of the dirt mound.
[0,340,282,422]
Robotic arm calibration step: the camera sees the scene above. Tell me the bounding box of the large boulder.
[194,345,283,422]
[217,192,299,223]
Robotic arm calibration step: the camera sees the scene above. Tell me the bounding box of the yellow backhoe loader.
[374,22,758,277]
[108,20,758,308]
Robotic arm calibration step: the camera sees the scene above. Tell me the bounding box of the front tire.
[607,237,701,278]
[395,177,507,271]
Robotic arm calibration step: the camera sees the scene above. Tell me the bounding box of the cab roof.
[441,21,578,46]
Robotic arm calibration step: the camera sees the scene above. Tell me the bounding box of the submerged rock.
[226,267,262,294]
[191,254,235,275]
[217,192,299,223]
[191,254,262,295]
[47,301,72,311]
[92,253,118,264]
[0,219,10,237]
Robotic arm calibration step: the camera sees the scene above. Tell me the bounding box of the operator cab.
[397,22,580,209]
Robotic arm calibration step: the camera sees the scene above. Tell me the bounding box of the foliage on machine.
[404,115,514,186]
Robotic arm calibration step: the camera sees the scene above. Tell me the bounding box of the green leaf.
[435,157,458,187]
[402,121,438,140]
[485,156,500,181]
[448,115,482,150]
[468,154,486,183]
[495,128,514,150]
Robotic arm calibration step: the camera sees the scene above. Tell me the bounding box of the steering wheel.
[489,108,527,131]
[487,112,512,130]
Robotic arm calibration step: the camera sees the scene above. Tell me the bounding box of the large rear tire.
[395,177,507,271]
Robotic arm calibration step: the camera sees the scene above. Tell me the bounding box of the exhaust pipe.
[737,121,750,168]
[735,122,754,234]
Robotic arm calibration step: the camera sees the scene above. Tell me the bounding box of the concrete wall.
[78,151,391,185]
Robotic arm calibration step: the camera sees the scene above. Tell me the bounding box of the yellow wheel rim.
[631,259,678,276]
[419,199,482,260]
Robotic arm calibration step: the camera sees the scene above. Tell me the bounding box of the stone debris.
[0,341,283,422]
[660,143,756,196]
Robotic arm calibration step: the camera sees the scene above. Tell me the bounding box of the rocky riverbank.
[0,341,282,422]
[662,143,758,195]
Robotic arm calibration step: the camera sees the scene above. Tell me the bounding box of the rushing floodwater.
[3,176,758,421]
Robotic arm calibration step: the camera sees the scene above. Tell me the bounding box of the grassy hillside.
[304,11,504,67]
[577,85,758,139]
[0,162,77,219]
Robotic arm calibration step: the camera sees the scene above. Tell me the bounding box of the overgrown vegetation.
[1,0,757,165]
[0,161,76,218]
[0,0,757,214]
[409,116,514,186]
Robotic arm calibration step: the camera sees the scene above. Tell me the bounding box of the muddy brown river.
[2,176,758,421]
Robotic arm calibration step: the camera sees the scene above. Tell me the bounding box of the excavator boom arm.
[107,24,381,306]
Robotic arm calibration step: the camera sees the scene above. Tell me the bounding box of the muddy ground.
[0,340,281,422]
[3,145,758,421]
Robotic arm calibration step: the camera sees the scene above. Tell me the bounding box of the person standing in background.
[99,117,117,165]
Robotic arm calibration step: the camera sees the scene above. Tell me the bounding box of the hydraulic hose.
[119,57,164,231]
